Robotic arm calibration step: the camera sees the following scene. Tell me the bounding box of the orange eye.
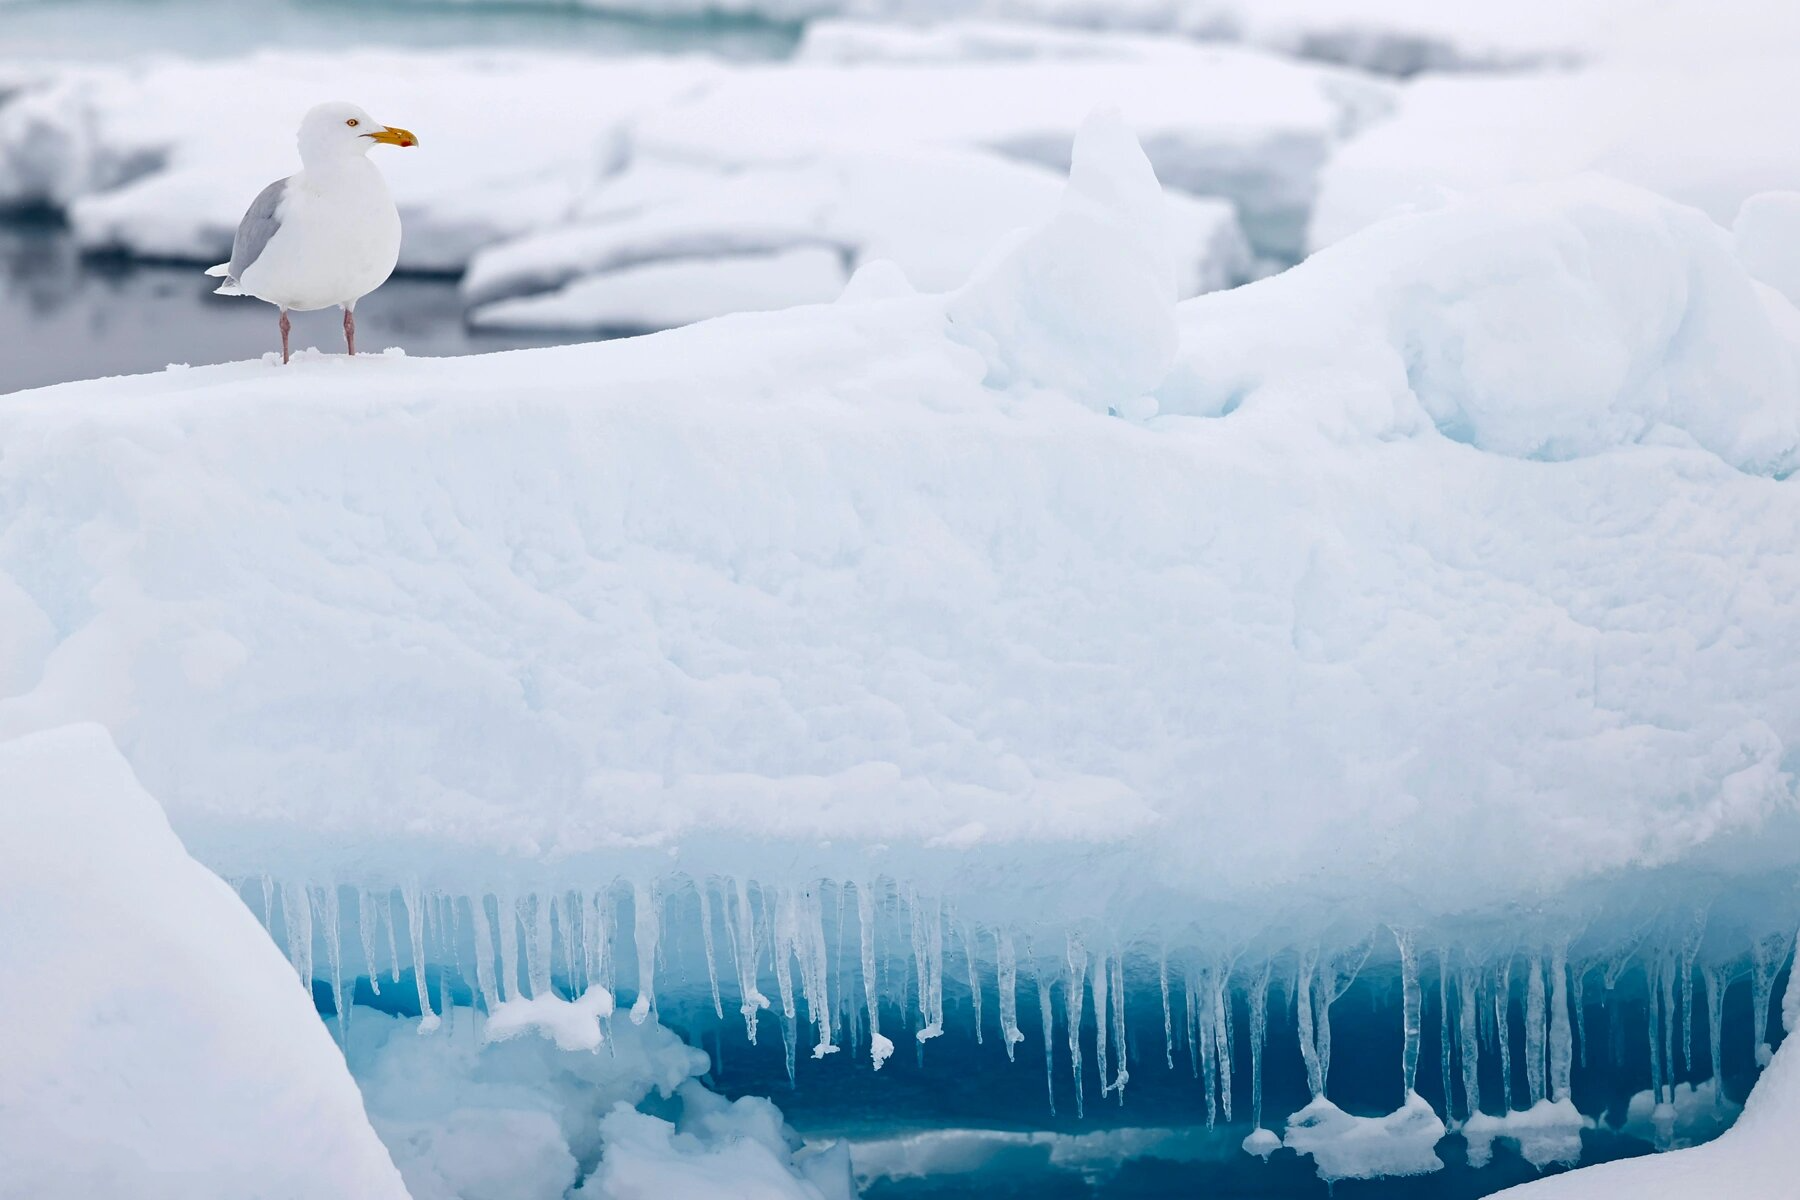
[346,118,359,127]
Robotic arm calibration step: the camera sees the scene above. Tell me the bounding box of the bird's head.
[297,101,418,166]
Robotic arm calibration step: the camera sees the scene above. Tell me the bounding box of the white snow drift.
[0,724,410,1200]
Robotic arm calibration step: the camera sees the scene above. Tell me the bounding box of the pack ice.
[1,114,1797,1192]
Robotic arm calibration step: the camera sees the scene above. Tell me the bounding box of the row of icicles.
[239,876,1797,1133]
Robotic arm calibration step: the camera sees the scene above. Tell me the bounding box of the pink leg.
[279,309,291,365]
[343,307,356,356]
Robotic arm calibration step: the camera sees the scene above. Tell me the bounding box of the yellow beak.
[363,125,418,148]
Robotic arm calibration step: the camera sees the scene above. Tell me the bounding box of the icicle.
[1437,947,1452,1123]
[469,895,499,1015]
[800,888,838,1058]
[1113,953,1129,1104]
[998,930,1023,1061]
[1210,966,1230,1121]
[402,884,438,1032]
[1198,968,1216,1128]
[281,881,313,994]
[1680,950,1695,1074]
[1066,935,1087,1119]
[1249,959,1272,1131]
[912,893,944,1042]
[1394,929,1421,1097]
[698,879,724,1020]
[1495,959,1514,1111]
[730,878,769,1043]
[320,886,344,1038]
[1782,923,1800,1037]
[1093,949,1112,1098]
[631,879,658,1024]
[524,894,552,999]
[1038,968,1057,1115]
[961,920,984,1046]
[1660,948,1677,1103]
[1750,931,1787,1067]
[853,882,891,1070]
[381,891,400,987]
[1574,963,1588,1070]
[445,895,465,1010]
[1647,957,1665,1105]
[497,892,520,1002]
[1525,955,1547,1106]
[587,887,614,999]
[1160,950,1174,1071]
[1458,965,1482,1120]
[1703,965,1724,1097]
[355,889,381,998]
[770,889,799,1082]
[1296,949,1322,1098]
[558,893,579,996]
[1185,964,1200,1078]
[1549,942,1572,1103]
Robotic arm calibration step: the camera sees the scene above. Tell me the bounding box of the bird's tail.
[206,262,244,295]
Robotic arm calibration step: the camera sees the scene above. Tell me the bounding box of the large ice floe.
[2,110,1798,1193]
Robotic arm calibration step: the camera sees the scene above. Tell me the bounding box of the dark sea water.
[0,219,596,393]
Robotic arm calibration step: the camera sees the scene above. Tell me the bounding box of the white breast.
[238,159,402,313]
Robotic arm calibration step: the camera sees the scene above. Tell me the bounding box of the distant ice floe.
[427,0,1688,74]
[0,31,1381,317]
[1310,10,1800,251]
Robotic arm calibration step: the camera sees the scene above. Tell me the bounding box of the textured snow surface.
[1,122,1796,941]
[0,724,409,1200]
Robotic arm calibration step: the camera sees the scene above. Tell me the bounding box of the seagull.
[207,101,417,364]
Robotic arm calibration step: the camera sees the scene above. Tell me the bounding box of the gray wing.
[225,178,288,282]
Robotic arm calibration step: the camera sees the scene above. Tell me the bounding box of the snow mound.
[1282,1092,1445,1181]
[1463,1099,1585,1170]
[1169,176,1800,472]
[485,985,617,1051]
[0,724,409,1200]
[947,108,1179,413]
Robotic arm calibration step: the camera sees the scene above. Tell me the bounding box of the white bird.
[207,101,417,364]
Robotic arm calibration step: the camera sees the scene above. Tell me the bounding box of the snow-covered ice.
[0,724,409,1200]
